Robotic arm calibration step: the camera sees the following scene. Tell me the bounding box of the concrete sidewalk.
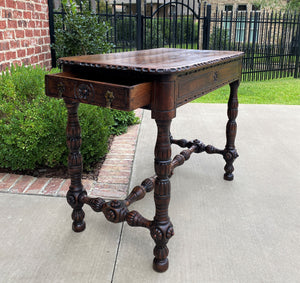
[1,104,300,283]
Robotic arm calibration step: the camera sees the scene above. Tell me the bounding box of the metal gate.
[48,0,300,80]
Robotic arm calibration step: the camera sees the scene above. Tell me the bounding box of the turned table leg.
[64,99,86,232]
[224,80,239,181]
[151,119,174,272]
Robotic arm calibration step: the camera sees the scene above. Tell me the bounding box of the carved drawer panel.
[45,72,152,111]
[176,59,242,106]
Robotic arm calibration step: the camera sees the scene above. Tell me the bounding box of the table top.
[59,48,244,74]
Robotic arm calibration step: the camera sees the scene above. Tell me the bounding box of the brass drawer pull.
[105,90,114,108]
[57,82,65,98]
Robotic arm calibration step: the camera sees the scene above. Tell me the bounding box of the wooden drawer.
[45,72,152,111]
[176,59,242,106]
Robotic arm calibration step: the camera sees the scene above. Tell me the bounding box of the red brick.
[34,29,41,37]
[57,179,94,197]
[3,9,12,19]
[98,175,130,184]
[15,30,25,38]
[0,173,8,181]
[30,38,37,45]
[35,46,41,53]
[38,54,45,61]
[42,178,64,196]
[0,0,5,7]
[0,32,3,40]
[4,30,14,39]
[40,13,46,20]
[0,174,22,191]
[18,20,27,28]
[9,40,20,49]
[33,12,40,20]
[27,21,35,29]
[90,183,128,198]
[6,0,16,9]
[0,63,10,72]
[22,39,29,47]
[26,47,34,55]
[44,37,50,44]
[13,10,23,19]
[9,175,36,193]
[17,1,26,10]
[6,51,16,60]
[0,41,10,51]
[109,149,135,155]
[103,159,133,166]
[45,60,52,70]
[0,52,5,62]
[25,177,50,194]
[25,29,33,37]
[17,49,26,57]
[26,3,34,11]
[106,154,134,160]
[45,52,51,60]
[101,165,131,172]
[12,60,22,66]
[42,45,49,52]
[21,57,30,66]
[23,11,32,20]
[98,170,130,178]
[42,21,49,28]
[30,55,38,64]
[0,20,6,29]
[35,20,42,28]
[57,179,70,197]
[41,29,48,36]
[35,4,42,11]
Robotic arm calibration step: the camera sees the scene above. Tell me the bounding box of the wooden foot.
[153,255,169,272]
[65,99,86,232]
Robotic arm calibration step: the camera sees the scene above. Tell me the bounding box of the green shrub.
[53,0,113,58]
[110,109,140,135]
[0,65,116,171]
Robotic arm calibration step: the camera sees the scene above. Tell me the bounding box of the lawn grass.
[192,77,300,105]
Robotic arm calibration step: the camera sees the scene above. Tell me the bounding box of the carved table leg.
[224,80,239,181]
[151,119,174,272]
[65,99,86,232]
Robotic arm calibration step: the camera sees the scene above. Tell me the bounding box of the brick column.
[0,0,52,71]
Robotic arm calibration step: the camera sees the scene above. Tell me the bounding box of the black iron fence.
[48,0,300,80]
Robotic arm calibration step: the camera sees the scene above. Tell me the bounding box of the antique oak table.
[45,48,244,272]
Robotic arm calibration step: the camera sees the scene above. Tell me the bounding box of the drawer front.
[45,73,152,111]
[176,59,242,106]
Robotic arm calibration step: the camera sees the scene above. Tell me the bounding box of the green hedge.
[0,65,138,171]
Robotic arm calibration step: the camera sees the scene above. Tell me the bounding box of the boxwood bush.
[0,65,138,171]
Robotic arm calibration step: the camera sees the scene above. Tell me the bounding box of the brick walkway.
[0,109,143,200]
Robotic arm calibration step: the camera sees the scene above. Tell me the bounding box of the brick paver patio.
[0,109,143,200]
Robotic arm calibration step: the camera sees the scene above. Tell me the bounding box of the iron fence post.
[202,4,211,50]
[294,15,300,78]
[48,0,56,68]
[136,0,143,50]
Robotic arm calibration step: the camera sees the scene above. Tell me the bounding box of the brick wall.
[0,0,52,72]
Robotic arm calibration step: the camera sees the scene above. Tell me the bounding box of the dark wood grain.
[64,99,86,232]
[58,48,243,74]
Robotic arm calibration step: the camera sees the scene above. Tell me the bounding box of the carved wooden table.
[45,48,244,272]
